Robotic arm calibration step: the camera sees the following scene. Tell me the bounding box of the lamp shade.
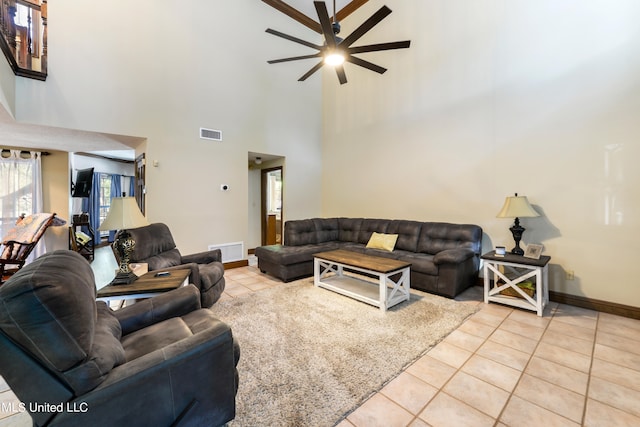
[99,197,149,231]
[496,195,539,218]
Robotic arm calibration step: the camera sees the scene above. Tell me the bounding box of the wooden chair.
[0,213,65,284]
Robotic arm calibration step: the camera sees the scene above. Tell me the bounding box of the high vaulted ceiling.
[2,1,366,157]
[279,0,356,21]
[262,0,369,33]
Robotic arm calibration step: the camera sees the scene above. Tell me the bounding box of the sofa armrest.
[115,285,202,335]
[182,249,222,264]
[433,248,476,265]
[157,263,201,287]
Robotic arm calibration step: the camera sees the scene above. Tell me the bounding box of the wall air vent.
[208,242,244,263]
[200,128,222,141]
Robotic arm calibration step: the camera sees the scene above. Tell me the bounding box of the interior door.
[261,167,283,245]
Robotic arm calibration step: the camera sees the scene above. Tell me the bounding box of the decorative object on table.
[524,243,544,259]
[264,1,410,84]
[114,262,148,278]
[99,197,149,285]
[496,193,540,255]
[498,280,535,298]
[495,246,506,257]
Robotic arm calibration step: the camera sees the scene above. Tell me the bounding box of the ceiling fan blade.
[268,53,322,64]
[265,28,323,50]
[346,55,387,74]
[336,0,370,22]
[298,61,325,81]
[314,1,337,49]
[348,40,411,54]
[340,5,392,48]
[261,0,322,34]
[334,65,348,84]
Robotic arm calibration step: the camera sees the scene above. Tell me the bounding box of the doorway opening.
[248,153,284,252]
[262,167,282,245]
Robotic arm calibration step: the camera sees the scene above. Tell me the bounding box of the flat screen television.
[72,168,94,198]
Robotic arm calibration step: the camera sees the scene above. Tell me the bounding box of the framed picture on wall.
[524,244,543,259]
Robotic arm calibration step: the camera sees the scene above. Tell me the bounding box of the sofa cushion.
[312,218,339,243]
[121,317,191,361]
[396,252,438,275]
[65,303,126,393]
[256,243,340,266]
[387,220,422,252]
[338,218,362,242]
[366,232,398,252]
[0,251,97,371]
[129,223,177,261]
[357,219,390,244]
[284,219,317,246]
[145,248,182,270]
[417,223,482,255]
[0,250,125,394]
[120,309,223,361]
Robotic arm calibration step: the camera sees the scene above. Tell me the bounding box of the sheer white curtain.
[0,149,45,258]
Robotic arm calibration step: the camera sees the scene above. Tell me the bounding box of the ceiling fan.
[264,0,410,84]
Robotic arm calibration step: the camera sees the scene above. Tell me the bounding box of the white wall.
[0,52,15,117]
[14,0,323,256]
[322,0,640,307]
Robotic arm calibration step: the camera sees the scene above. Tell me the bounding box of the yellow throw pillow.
[366,232,399,252]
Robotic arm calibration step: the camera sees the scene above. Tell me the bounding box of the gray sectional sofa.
[255,218,483,298]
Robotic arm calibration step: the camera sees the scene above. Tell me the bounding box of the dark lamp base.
[509,217,526,256]
[110,270,139,285]
[511,247,524,256]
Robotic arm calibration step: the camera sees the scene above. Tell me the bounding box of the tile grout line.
[491,304,558,426]
[458,303,601,425]
[580,311,599,426]
[408,304,514,426]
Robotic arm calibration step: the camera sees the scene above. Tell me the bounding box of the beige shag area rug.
[210,278,478,427]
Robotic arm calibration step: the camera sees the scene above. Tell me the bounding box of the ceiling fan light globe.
[325,52,345,66]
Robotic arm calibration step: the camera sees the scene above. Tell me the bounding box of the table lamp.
[496,193,539,255]
[99,197,149,285]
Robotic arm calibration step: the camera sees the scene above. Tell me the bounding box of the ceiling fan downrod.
[332,0,341,34]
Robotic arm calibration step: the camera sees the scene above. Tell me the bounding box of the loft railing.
[0,0,47,80]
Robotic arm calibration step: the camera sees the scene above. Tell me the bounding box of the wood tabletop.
[314,249,411,273]
[97,268,191,298]
[481,251,551,267]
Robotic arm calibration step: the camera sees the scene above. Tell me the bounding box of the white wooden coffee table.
[314,249,411,312]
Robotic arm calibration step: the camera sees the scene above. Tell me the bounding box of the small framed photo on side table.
[524,244,543,259]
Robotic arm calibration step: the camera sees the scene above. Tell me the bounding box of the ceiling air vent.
[200,128,222,141]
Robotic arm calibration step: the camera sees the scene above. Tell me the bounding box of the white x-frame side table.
[482,251,551,316]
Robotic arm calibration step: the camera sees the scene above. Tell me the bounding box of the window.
[98,173,112,237]
[0,150,43,252]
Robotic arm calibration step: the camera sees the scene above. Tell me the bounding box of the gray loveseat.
[255,218,482,298]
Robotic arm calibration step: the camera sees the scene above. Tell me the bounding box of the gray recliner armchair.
[118,223,225,307]
[0,250,239,427]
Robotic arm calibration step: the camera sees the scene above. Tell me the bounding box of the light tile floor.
[2,259,640,427]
